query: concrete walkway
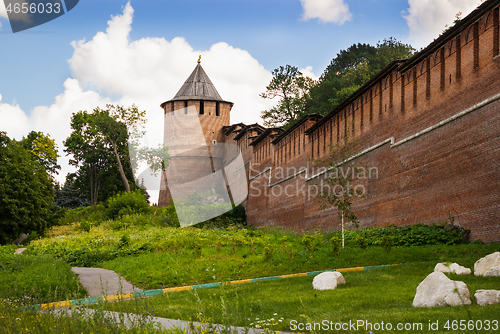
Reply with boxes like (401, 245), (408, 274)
(69, 267), (292, 333)
(49, 308), (289, 334)
(71, 267), (141, 297)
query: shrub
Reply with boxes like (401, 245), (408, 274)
(355, 235), (368, 249)
(105, 190), (151, 220)
(380, 235), (393, 252)
(56, 204), (105, 226)
(330, 237), (341, 256)
(264, 245), (274, 261)
(302, 232), (321, 257)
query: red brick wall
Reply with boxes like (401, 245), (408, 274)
(240, 4), (500, 242)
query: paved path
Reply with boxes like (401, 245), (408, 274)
(49, 308), (291, 334)
(71, 267), (141, 297)
(68, 267), (293, 333)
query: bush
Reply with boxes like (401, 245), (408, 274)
(105, 190), (151, 220)
(330, 237), (341, 256)
(328, 223), (471, 248)
(380, 235), (393, 252)
(56, 204), (105, 226)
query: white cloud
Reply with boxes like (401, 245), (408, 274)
(0, 94), (30, 138)
(0, 1), (276, 201)
(403, 0), (480, 48)
(300, 66), (319, 81)
(68, 2), (273, 138)
(0, 1), (7, 30)
(0, 1), (7, 19)
(300, 0), (352, 24)
(0, 79), (111, 186)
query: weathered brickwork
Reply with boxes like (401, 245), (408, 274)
(160, 0), (500, 242)
(228, 1), (500, 242)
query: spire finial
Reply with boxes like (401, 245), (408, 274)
(198, 55), (201, 64)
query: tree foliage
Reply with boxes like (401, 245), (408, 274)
(20, 131), (61, 176)
(0, 132), (56, 244)
(260, 65), (316, 129)
(54, 179), (91, 209)
(307, 38), (416, 115)
(64, 105), (143, 205)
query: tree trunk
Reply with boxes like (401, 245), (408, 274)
(112, 142), (131, 192)
(341, 211), (345, 249)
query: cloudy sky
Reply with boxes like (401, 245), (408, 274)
(0, 0), (482, 200)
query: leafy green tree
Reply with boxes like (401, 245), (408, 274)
(64, 106), (140, 204)
(65, 105), (146, 194)
(20, 131), (61, 176)
(54, 179), (91, 209)
(0, 132), (55, 244)
(64, 104), (167, 205)
(260, 65), (316, 129)
(308, 38), (415, 115)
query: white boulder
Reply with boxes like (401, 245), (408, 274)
(434, 262), (471, 275)
(413, 272), (471, 307)
(474, 252), (500, 276)
(312, 271), (345, 290)
(475, 290), (500, 306)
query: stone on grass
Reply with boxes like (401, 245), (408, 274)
(14, 248), (27, 255)
(474, 252), (500, 276)
(434, 262), (471, 275)
(312, 271), (345, 290)
(475, 290), (500, 306)
(413, 272), (471, 307)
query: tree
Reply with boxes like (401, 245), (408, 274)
(54, 179), (91, 209)
(313, 131), (368, 248)
(0, 132), (55, 244)
(307, 38), (415, 115)
(64, 105), (142, 204)
(64, 104), (168, 205)
(20, 131), (61, 176)
(260, 65), (316, 129)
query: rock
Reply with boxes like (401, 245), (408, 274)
(312, 271), (345, 290)
(14, 248), (27, 255)
(474, 252), (500, 276)
(434, 262), (471, 275)
(13, 233), (29, 245)
(333, 271), (346, 285)
(413, 272), (471, 307)
(475, 290), (500, 306)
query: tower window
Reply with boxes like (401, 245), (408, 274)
(184, 100), (188, 114)
(199, 101), (204, 115)
(216, 102), (220, 116)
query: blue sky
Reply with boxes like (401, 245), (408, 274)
(0, 0), (481, 195)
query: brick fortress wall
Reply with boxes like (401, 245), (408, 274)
(223, 2), (500, 242)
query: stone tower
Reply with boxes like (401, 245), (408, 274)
(158, 57), (233, 207)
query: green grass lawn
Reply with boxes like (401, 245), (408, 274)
(94, 248), (500, 333)
(99, 242), (499, 290)
(2, 223), (500, 333)
(0, 246), (86, 305)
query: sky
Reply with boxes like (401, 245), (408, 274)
(0, 0), (483, 202)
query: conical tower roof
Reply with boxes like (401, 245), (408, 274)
(161, 60), (233, 107)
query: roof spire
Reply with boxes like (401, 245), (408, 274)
(198, 55), (201, 64)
